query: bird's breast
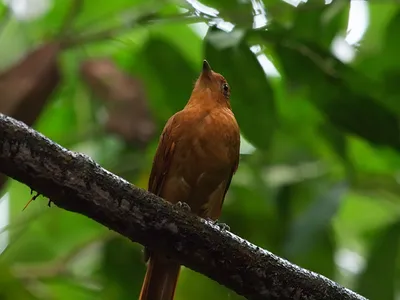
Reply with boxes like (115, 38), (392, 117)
(171, 108), (238, 183)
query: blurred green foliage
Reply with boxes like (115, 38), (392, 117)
(1, 0), (400, 299)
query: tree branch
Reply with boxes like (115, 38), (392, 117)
(0, 113), (365, 300)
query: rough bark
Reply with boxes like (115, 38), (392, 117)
(0, 113), (366, 300)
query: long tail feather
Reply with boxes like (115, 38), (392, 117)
(139, 254), (181, 300)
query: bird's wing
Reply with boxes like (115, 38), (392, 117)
(222, 157), (239, 200)
(142, 115), (182, 300)
(144, 114), (179, 262)
(206, 133), (240, 220)
(206, 162), (238, 220)
(148, 115), (177, 197)
(222, 127), (241, 200)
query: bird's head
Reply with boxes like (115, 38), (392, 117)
(191, 60), (231, 106)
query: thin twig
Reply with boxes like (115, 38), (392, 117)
(58, 0), (84, 37)
(61, 12), (207, 49)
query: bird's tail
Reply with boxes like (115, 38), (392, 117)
(139, 254), (181, 300)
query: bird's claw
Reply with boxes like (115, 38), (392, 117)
(206, 218), (230, 231)
(217, 222), (230, 231)
(174, 201), (191, 212)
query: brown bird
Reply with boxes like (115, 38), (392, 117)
(139, 60), (240, 300)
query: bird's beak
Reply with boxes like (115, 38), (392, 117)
(201, 60), (212, 77)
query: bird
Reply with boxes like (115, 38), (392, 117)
(139, 60), (240, 300)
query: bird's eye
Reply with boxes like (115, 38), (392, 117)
(222, 83), (230, 98)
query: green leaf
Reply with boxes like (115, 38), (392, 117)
(5, 180), (106, 264)
(191, 0), (254, 28)
(176, 268), (245, 300)
(259, 30), (400, 150)
(380, 10), (400, 70)
(290, 227), (336, 279)
(19, 0), (150, 41)
(45, 279), (99, 300)
(332, 192), (398, 248)
(356, 220), (400, 300)
(0, 2), (6, 15)
(348, 137), (400, 175)
(273, 183), (297, 254)
(100, 236), (145, 299)
(73, 0), (146, 27)
(131, 36), (198, 124)
(356, 9), (400, 105)
(283, 181), (348, 257)
(375, 11), (400, 116)
(149, 22), (203, 67)
(356, 4), (398, 57)
(227, 184), (281, 252)
(0, 262), (38, 300)
(354, 7), (400, 92)
(291, 0), (349, 48)
(318, 124), (346, 160)
(34, 86), (79, 146)
(318, 123), (354, 175)
(204, 27), (277, 150)
(0, 19), (31, 70)
(16, 1), (70, 39)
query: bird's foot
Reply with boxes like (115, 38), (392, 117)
(217, 222), (230, 231)
(206, 218), (230, 231)
(174, 201), (191, 212)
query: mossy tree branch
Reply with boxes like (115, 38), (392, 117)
(0, 113), (365, 300)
